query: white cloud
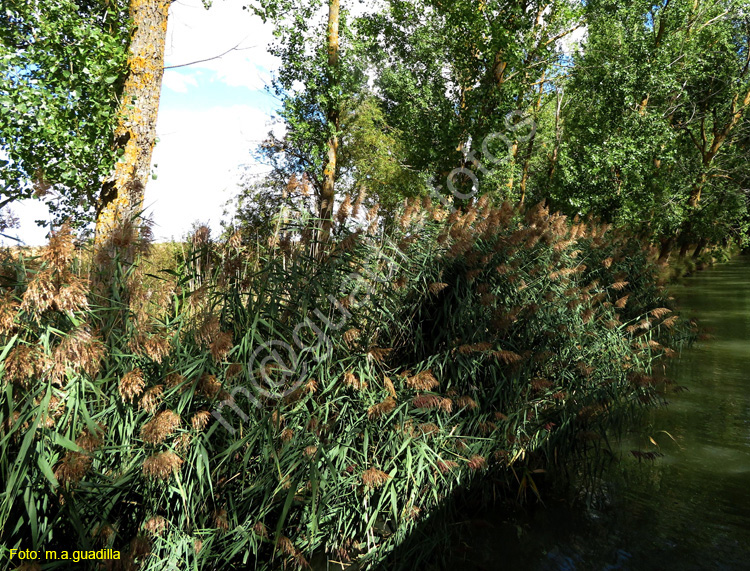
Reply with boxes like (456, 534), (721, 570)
(146, 104), (282, 241)
(145, 0), (288, 241)
(558, 25), (588, 55)
(162, 70), (199, 93)
(165, 0), (280, 92)
(1, 200), (50, 247)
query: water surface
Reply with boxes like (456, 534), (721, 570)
(463, 256), (750, 570)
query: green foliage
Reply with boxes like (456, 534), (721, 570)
(232, 92), (423, 241)
(337, 94), (425, 214)
(357, 0), (582, 199)
(0, 0), (130, 225)
(548, 0), (750, 245)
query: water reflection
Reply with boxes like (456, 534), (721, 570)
(464, 257), (750, 570)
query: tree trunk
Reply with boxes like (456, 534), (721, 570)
(679, 238), (691, 258)
(692, 238), (707, 259)
(317, 0), (340, 253)
(687, 88), (750, 207)
(547, 89), (563, 181)
(94, 0), (170, 265)
(688, 171), (706, 207)
(658, 235), (675, 263)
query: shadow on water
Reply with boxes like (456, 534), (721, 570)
(379, 256), (750, 571)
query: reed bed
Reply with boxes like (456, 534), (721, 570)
(0, 199), (693, 569)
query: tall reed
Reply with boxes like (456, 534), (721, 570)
(0, 201), (692, 570)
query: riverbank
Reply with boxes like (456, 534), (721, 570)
(425, 256), (750, 571)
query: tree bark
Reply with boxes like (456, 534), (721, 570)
(94, 0), (170, 264)
(692, 238), (707, 258)
(547, 89), (564, 181)
(658, 235), (675, 263)
(317, 0), (340, 253)
(679, 236), (691, 258)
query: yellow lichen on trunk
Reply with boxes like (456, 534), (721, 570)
(94, 0), (170, 266)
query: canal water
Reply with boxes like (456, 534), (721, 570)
(462, 256), (750, 570)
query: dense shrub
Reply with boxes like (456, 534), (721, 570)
(0, 200), (691, 570)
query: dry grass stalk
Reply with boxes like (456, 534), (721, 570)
(119, 369), (145, 403)
(165, 372), (185, 388)
(20, 269), (56, 316)
(214, 509), (229, 531)
(454, 395), (478, 409)
(457, 342), (493, 354)
(142, 451), (183, 480)
(344, 370), (367, 391)
(226, 362), (243, 378)
(198, 374), (223, 399)
(76, 426), (104, 452)
(54, 452), (92, 485)
(3, 344), (43, 387)
(141, 410), (181, 444)
(0, 291), (18, 335)
(383, 376), (396, 397)
(614, 294), (630, 309)
(143, 516), (167, 536)
(494, 350), (522, 364)
(412, 395), (452, 412)
(419, 422), (439, 436)
(53, 327), (106, 383)
(42, 224), (75, 269)
(280, 428), (294, 442)
(209, 331), (233, 362)
(362, 467), (391, 488)
(367, 396), (396, 420)
(436, 460), (458, 474)
(650, 307), (671, 318)
(467, 455), (487, 471)
(253, 521), (269, 538)
(191, 410), (211, 431)
(367, 347), (392, 363)
(335, 195), (352, 225)
(139, 385), (164, 414)
(195, 314), (220, 347)
(175, 433), (192, 453)
(428, 282), (449, 295)
(405, 370), (439, 391)
(141, 334), (171, 364)
(343, 328), (360, 346)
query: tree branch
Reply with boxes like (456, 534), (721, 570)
(163, 41), (256, 70)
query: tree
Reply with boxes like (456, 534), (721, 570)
(357, 0), (582, 205)
(230, 92), (422, 241)
(0, 0), (173, 261)
(319, 0), (340, 247)
(250, 0), (367, 251)
(553, 0), (750, 255)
